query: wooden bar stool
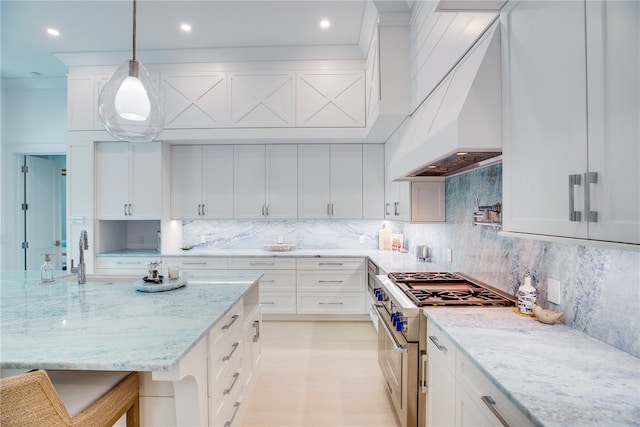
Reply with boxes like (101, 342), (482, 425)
(0, 370), (139, 427)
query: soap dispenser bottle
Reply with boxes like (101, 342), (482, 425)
(40, 254), (55, 283)
(517, 270), (537, 314)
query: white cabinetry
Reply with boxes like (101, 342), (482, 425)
(208, 300), (244, 427)
(227, 257), (297, 314)
(168, 257), (228, 275)
(425, 317), (533, 427)
(67, 74), (110, 130)
(298, 145), (363, 219)
(502, 0), (639, 245)
(426, 319), (456, 427)
(162, 71), (228, 128)
(296, 70), (365, 127)
(229, 71), (295, 127)
(171, 145), (233, 219)
(384, 130), (411, 221)
(363, 145), (385, 219)
(95, 142), (161, 220)
(234, 145), (297, 219)
(296, 258), (365, 314)
(94, 256), (159, 275)
(411, 181), (446, 223)
(67, 142), (95, 272)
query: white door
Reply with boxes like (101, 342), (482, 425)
(501, 1), (589, 239)
(298, 145), (331, 219)
(330, 144), (363, 219)
(234, 145), (266, 219)
(362, 144), (385, 219)
(25, 156), (60, 270)
(585, 1), (640, 244)
(171, 145), (204, 219)
(265, 145), (297, 219)
(129, 142), (161, 219)
(95, 142), (130, 219)
(203, 145), (234, 219)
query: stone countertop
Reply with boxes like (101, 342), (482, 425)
(423, 307), (640, 426)
(98, 248), (447, 275)
(0, 271), (261, 372)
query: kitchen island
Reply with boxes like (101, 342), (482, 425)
(423, 307), (640, 426)
(0, 270), (262, 426)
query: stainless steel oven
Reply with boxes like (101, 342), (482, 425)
(374, 272), (515, 427)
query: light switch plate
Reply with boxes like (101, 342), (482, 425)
(359, 235), (365, 244)
(446, 249), (452, 262)
(547, 278), (562, 305)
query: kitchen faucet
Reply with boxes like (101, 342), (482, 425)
(78, 230), (88, 284)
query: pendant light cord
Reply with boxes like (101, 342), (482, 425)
(132, 0), (137, 62)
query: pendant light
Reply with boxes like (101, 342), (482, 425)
(98, 0), (164, 142)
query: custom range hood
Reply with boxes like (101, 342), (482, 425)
(388, 21), (502, 180)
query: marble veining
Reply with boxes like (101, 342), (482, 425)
(424, 308), (640, 427)
(0, 271), (261, 371)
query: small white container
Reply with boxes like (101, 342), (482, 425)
(517, 271), (537, 314)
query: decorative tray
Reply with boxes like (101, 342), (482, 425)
(264, 243), (296, 252)
(135, 274), (189, 293)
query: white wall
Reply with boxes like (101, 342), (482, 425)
(0, 79), (67, 269)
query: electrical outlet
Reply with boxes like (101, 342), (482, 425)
(446, 249), (452, 262)
(547, 278), (562, 305)
(200, 235), (206, 244)
(277, 235), (284, 244)
(359, 235), (365, 244)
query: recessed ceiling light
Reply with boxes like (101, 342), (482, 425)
(46, 28), (60, 37)
(180, 23), (192, 33)
(320, 19), (331, 29)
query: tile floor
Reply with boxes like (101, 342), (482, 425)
(240, 321), (400, 427)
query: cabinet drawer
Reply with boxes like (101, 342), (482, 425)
(296, 257), (365, 270)
(297, 270), (365, 292)
(228, 257), (295, 270)
(211, 352), (243, 406)
(297, 293), (365, 314)
(426, 318), (457, 374)
(169, 257), (228, 270)
(94, 257), (159, 274)
(456, 351), (534, 427)
(258, 271), (296, 292)
(260, 291), (296, 314)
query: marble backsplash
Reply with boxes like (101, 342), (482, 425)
(182, 163), (639, 357)
(400, 163), (640, 358)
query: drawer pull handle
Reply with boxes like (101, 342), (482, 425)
(421, 353), (428, 393)
(253, 320), (260, 342)
(222, 342), (240, 361)
(221, 314), (240, 330)
(223, 372), (240, 395)
(116, 261), (141, 265)
(183, 262), (207, 265)
(318, 302), (344, 305)
(260, 279), (275, 283)
(569, 174), (582, 221)
(250, 262), (275, 266)
(224, 402), (241, 427)
(318, 262), (344, 266)
(428, 335), (447, 353)
(481, 395), (510, 427)
(318, 280), (344, 284)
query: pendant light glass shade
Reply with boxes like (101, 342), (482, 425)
(98, 60), (163, 142)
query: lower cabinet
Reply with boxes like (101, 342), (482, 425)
(296, 257), (366, 314)
(425, 317), (534, 427)
(168, 257), (228, 275)
(228, 257), (297, 314)
(94, 256), (160, 275)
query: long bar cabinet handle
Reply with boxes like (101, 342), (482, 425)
(224, 402), (241, 427)
(223, 372), (240, 395)
(222, 342), (240, 361)
(568, 174), (582, 221)
(253, 320), (260, 342)
(428, 335), (447, 353)
(385, 202), (390, 216)
(481, 395), (511, 427)
(221, 314), (240, 330)
(584, 171), (598, 222)
(421, 353), (428, 393)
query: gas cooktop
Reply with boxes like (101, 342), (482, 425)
(387, 272), (515, 307)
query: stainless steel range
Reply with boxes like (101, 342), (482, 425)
(372, 271), (515, 427)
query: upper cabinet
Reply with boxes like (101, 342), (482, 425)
(298, 144), (364, 219)
(229, 71), (295, 127)
(362, 145), (385, 219)
(162, 72), (228, 129)
(296, 70), (365, 127)
(95, 142), (161, 220)
(234, 145), (298, 219)
(502, 0), (639, 245)
(171, 145), (234, 219)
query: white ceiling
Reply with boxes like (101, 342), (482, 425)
(1, 0), (379, 80)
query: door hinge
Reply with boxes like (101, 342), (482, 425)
(21, 241), (29, 249)
(21, 165), (29, 173)
(21, 203), (28, 211)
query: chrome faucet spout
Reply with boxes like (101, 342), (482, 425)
(78, 230), (88, 284)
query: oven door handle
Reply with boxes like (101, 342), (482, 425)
(374, 305), (407, 353)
